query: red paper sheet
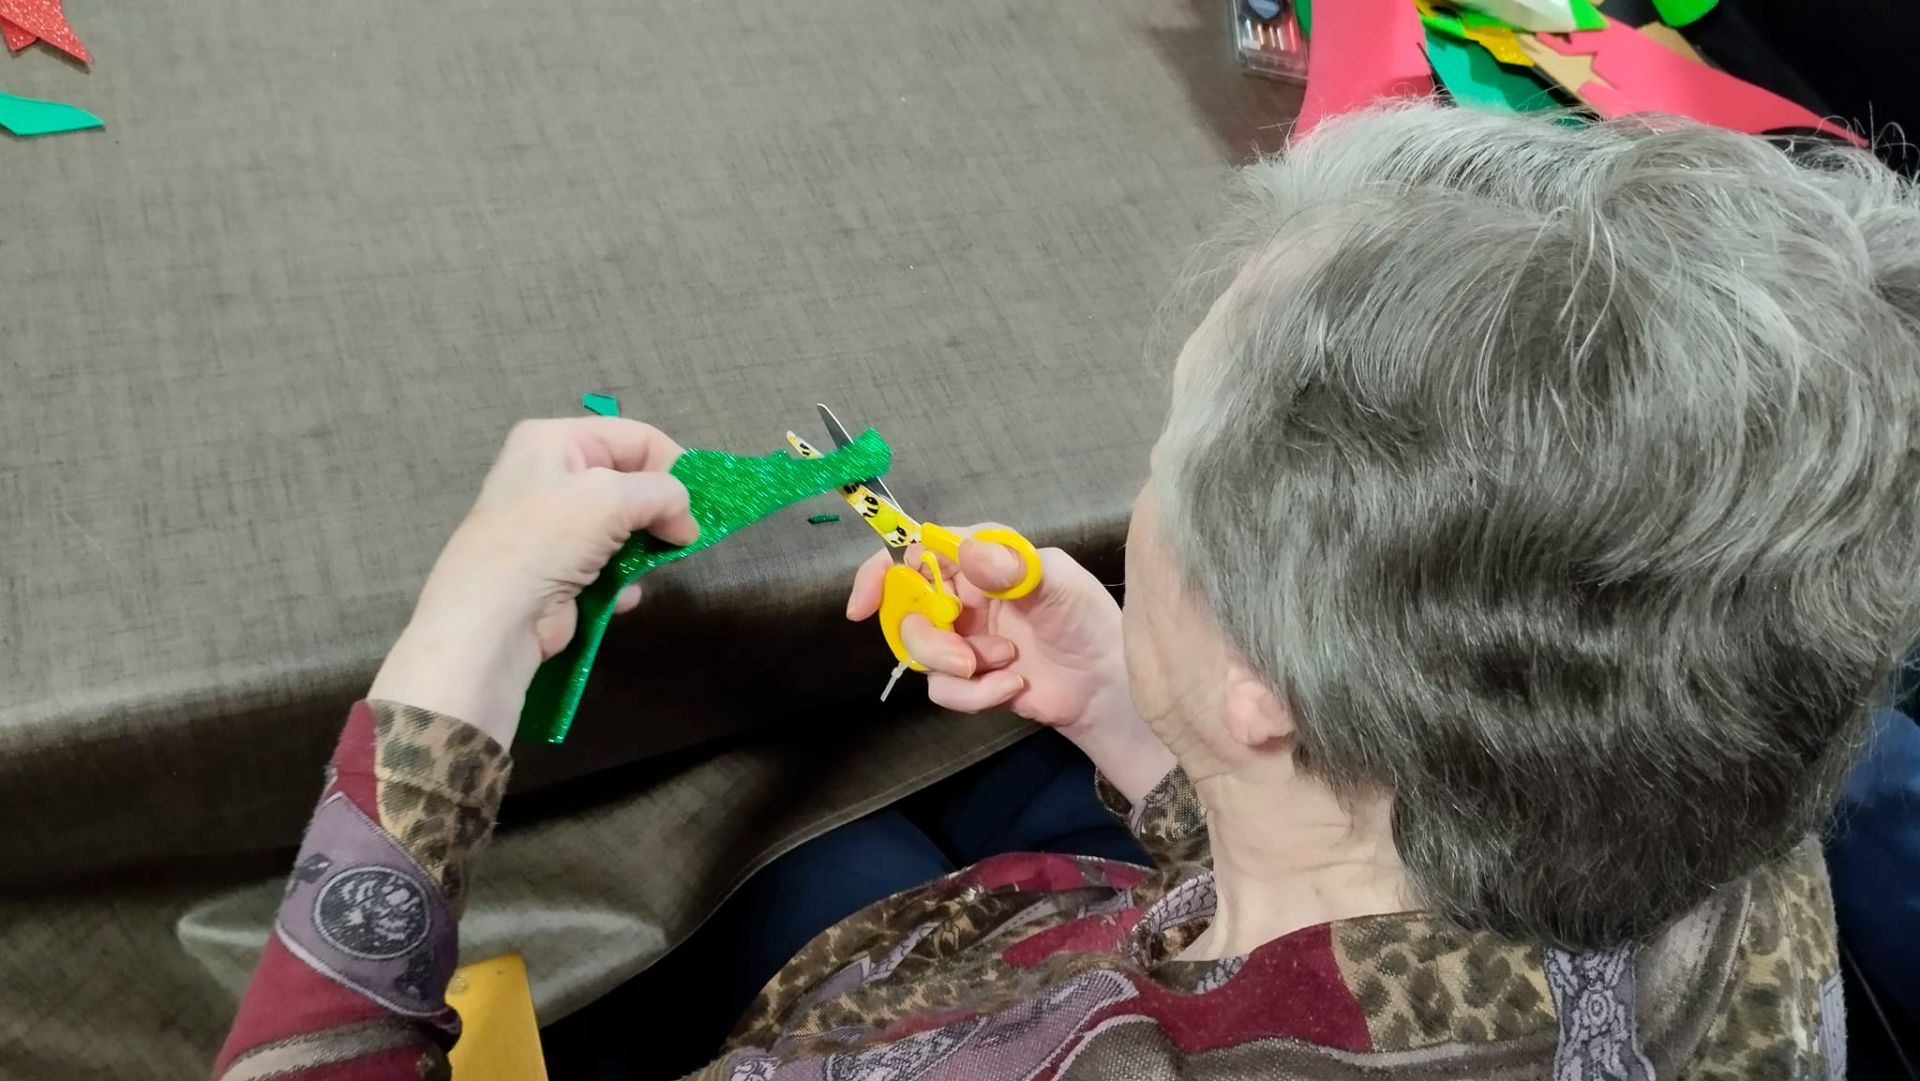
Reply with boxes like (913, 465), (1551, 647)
(1296, 0), (1434, 137)
(0, 0), (86, 63)
(2, 17), (33, 51)
(1537, 18), (1864, 146)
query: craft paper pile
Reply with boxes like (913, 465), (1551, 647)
(1284, 0), (1865, 148)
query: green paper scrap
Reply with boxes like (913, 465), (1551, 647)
(1568, 0), (1604, 31)
(1423, 6), (1518, 41)
(0, 89), (101, 137)
(806, 513), (841, 525)
(1426, 28), (1560, 113)
(1421, 5), (1468, 37)
(581, 392), (620, 417)
(1295, 0), (1311, 37)
(518, 428), (893, 744)
(1651, 0), (1717, 27)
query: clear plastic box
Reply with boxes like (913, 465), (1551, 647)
(1232, 0), (1310, 85)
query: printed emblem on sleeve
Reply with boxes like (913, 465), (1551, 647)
(314, 866), (432, 960)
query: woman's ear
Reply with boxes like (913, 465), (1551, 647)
(1222, 660), (1293, 748)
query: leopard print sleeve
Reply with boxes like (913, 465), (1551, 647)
(368, 699), (513, 915)
(213, 701), (514, 1081)
(1095, 766), (1211, 869)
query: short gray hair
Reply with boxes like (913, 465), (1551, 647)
(1159, 104), (1920, 948)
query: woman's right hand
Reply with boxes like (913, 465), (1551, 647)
(848, 531), (1175, 801)
(846, 531), (1133, 738)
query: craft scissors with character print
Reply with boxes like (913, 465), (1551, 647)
(788, 404), (1044, 698)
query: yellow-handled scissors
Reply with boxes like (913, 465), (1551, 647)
(788, 404), (1043, 697)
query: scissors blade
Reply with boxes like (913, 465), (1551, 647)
(816, 402), (899, 507)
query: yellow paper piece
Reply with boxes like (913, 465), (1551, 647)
(1636, 22), (1706, 64)
(1463, 22), (1533, 66)
(448, 954), (549, 1081)
(1419, 0), (1536, 68)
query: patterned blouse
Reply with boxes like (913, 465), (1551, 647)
(215, 701), (1846, 1081)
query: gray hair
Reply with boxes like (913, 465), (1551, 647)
(1159, 103), (1920, 948)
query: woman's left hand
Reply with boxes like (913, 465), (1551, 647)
(367, 417), (699, 745)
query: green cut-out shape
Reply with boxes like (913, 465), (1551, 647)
(1567, 0), (1605, 31)
(581, 392), (620, 417)
(1422, 6), (1469, 38)
(1426, 28), (1560, 113)
(0, 90), (102, 137)
(519, 429), (893, 743)
(806, 514), (841, 525)
(1295, 0), (1311, 37)
(1651, 0), (1716, 27)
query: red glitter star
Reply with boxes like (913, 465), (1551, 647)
(0, 0), (89, 64)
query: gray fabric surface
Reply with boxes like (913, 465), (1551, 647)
(1, 0), (1296, 884)
(0, 0), (1298, 1073)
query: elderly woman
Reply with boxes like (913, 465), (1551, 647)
(215, 105), (1920, 1080)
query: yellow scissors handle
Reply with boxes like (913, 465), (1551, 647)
(875, 528), (1043, 671)
(917, 523), (1044, 601)
(878, 555), (964, 672)
(785, 429), (1044, 670)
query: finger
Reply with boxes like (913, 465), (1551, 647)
(575, 417), (687, 473)
(900, 614), (975, 676)
(613, 582), (644, 614)
(580, 468), (700, 546)
(927, 670), (1026, 714)
(966, 633), (1018, 672)
(956, 533), (1028, 595)
(847, 549), (892, 620)
(901, 543), (957, 585)
(513, 417), (687, 474)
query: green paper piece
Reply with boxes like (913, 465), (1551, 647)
(1650, 0), (1717, 27)
(1421, 6), (1470, 38)
(1295, 0), (1311, 37)
(806, 514), (841, 525)
(581, 392), (620, 417)
(518, 429), (893, 744)
(0, 90), (102, 137)
(1567, 0), (1605, 31)
(1426, 28), (1560, 113)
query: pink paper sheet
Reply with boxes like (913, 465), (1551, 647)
(1297, 0), (1434, 137)
(1537, 17), (1864, 146)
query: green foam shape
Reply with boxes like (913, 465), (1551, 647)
(1295, 0), (1312, 37)
(518, 429), (893, 743)
(1568, 0), (1605, 31)
(1426, 28), (1560, 113)
(1423, 5), (1469, 37)
(581, 392), (620, 417)
(1651, 0), (1716, 27)
(0, 90), (101, 137)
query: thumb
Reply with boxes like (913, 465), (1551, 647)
(956, 535), (1028, 594)
(588, 468), (700, 547)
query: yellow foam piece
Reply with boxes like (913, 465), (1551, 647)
(447, 954), (548, 1080)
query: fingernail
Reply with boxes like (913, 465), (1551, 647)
(977, 541), (1020, 577)
(979, 638), (1016, 666)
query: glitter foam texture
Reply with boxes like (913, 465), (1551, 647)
(0, 0), (89, 62)
(518, 429), (892, 743)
